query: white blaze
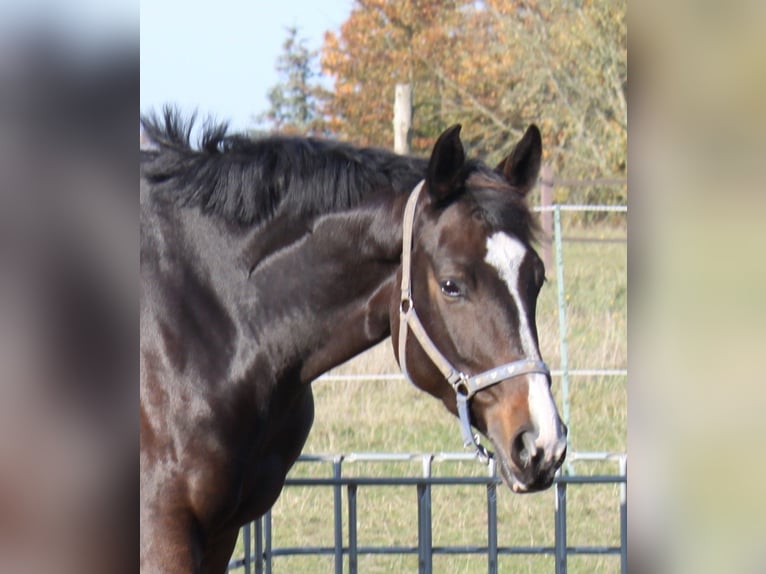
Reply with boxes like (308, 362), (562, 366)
(484, 233), (538, 359)
(484, 233), (563, 453)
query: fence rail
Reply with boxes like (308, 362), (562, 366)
(317, 369), (627, 383)
(228, 452), (626, 574)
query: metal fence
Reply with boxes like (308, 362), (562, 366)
(227, 203), (626, 574)
(227, 451), (626, 574)
(535, 203), (628, 455)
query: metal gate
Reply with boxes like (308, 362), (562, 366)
(227, 451), (626, 574)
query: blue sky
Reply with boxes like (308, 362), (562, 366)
(140, 0), (353, 133)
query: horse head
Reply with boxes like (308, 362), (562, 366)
(391, 124), (567, 492)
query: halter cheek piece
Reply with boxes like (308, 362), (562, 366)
(397, 180), (550, 464)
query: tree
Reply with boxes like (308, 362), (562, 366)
(320, 0), (626, 190)
(321, 0), (467, 151)
(258, 26), (325, 135)
(468, 0), (627, 181)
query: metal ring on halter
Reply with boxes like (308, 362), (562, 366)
(400, 298), (411, 314)
(453, 376), (471, 399)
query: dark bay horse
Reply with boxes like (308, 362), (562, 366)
(140, 111), (567, 573)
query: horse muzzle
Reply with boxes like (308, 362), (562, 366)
(492, 421), (568, 493)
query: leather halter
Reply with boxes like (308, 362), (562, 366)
(397, 180), (550, 463)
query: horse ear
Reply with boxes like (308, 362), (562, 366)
(426, 124), (465, 202)
(495, 125), (542, 196)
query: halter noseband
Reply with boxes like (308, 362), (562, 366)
(397, 180), (550, 464)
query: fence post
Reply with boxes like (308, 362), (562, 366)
(333, 457), (344, 574)
(486, 458), (498, 574)
(243, 521), (252, 574)
(393, 84), (412, 155)
(255, 517), (263, 574)
(264, 510), (272, 574)
(348, 484), (359, 574)
(620, 457), (628, 574)
(417, 455), (433, 574)
(554, 480), (568, 574)
(539, 164), (554, 274)
(553, 205), (573, 474)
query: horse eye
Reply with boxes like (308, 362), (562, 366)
(440, 279), (463, 298)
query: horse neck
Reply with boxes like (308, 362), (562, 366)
(243, 191), (409, 384)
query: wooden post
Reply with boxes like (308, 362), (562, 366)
(393, 83), (412, 155)
(540, 164), (554, 274)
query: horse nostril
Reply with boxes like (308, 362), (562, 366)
(511, 429), (538, 469)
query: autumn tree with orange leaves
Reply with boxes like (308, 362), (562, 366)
(320, 0), (626, 189)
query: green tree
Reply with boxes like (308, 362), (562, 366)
(258, 26), (325, 135)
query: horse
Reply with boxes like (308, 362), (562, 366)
(140, 110), (568, 573)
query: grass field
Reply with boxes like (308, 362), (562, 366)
(231, 216), (627, 573)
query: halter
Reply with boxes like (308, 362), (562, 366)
(397, 180), (550, 464)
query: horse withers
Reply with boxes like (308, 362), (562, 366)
(140, 112), (567, 573)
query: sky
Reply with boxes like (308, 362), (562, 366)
(140, 0), (353, 133)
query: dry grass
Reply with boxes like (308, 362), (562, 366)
(230, 217), (627, 573)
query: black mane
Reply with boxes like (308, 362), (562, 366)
(140, 108), (427, 226)
(140, 109), (538, 243)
